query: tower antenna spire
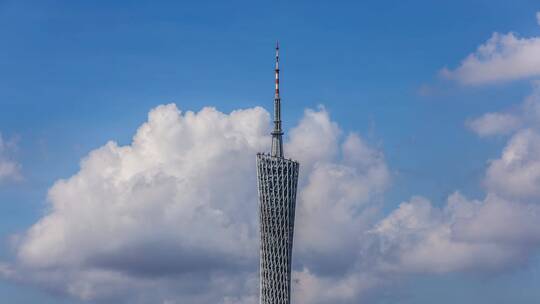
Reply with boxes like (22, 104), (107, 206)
(271, 41), (284, 158)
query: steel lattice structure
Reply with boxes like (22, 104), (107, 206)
(257, 154), (299, 304)
(256, 42), (300, 304)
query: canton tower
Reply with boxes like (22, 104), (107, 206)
(256, 42), (300, 304)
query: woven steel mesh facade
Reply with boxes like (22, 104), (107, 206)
(256, 153), (299, 304)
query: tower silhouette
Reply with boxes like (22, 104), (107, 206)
(256, 42), (300, 304)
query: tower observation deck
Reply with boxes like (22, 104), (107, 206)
(256, 42), (300, 304)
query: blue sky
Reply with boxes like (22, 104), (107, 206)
(2, 0), (540, 303)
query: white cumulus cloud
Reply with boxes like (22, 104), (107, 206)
(467, 112), (521, 137)
(369, 83), (540, 278)
(441, 28), (540, 85)
(485, 129), (540, 199)
(4, 103), (390, 304)
(371, 193), (540, 274)
(9, 88), (540, 303)
(468, 81), (540, 137)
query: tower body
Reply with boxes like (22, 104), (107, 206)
(257, 43), (299, 304)
(256, 154), (299, 304)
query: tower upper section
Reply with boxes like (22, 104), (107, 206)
(271, 41), (284, 158)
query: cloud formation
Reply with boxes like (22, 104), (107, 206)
(370, 83), (540, 278)
(467, 81), (540, 137)
(441, 21), (540, 85)
(466, 112), (521, 137)
(372, 193), (540, 275)
(7, 85), (540, 304)
(12, 104), (268, 303)
(0, 133), (21, 182)
(5, 104), (390, 303)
